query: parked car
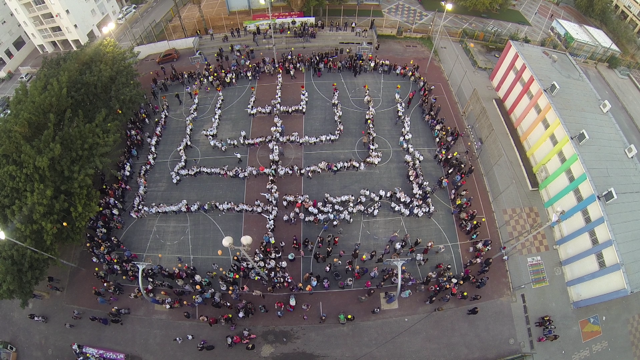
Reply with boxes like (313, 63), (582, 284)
(116, 5), (137, 24)
(0, 96), (9, 111)
(157, 48), (180, 64)
(18, 73), (32, 82)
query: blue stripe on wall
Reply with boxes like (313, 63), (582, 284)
(561, 240), (613, 266)
(572, 288), (629, 308)
(566, 263), (622, 287)
(551, 194), (597, 227)
(555, 217), (605, 246)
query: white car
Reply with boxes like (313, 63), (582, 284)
(116, 5), (137, 24)
(18, 73), (32, 82)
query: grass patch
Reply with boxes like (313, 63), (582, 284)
(421, 0), (530, 25)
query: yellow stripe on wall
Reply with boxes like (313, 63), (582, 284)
(526, 118), (560, 158)
(533, 136), (570, 173)
(520, 103), (552, 142)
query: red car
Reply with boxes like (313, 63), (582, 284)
(157, 48), (180, 65)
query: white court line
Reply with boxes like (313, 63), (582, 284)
(186, 213), (194, 265)
(142, 215), (163, 258)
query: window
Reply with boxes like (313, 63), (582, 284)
(23, 21), (27, 27)
(573, 188), (583, 203)
(541, 118), (550, 130)
(557, 150), (566, 164)
(526, 89), (534, 100)
(565, 168), (575, 182)
(91, 9), (96, 16)
(519, 77), (526, 87)
(12, 36), (26, 51)
(581, 208), (591, 224)
(74, 24), (78, 28)
(588, 229), (599, 246)
(534, 103), (542, 115)
(596, 252), (606, 269)
(4, 48), (13, 59)
(66, 9), (70, 14)
(0, 19), (5, 25)
(512, 66), (519, 76)
(549, 133), (558, 146)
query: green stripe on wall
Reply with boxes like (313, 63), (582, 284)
(544, 172), (588, 208)
(539, 153), (579, 190)
(533, 136), (569, 173)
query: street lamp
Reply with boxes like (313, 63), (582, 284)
(496, 207), (565, 260)
(383, 257), (411, 300)
(426, 2), (452, 75)
(133, 261), (156, 303)
(259, 0), (278, 62)
(102, 22), (116, 40)
(0, 230), (80, 269)
(222, 235), (268, 281)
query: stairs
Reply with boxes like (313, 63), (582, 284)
(196, 30), (373, 59)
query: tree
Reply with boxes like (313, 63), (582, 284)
(575, 0), (611, 22)
(0, 39), (143, 306)
(456, 0), (511, 12)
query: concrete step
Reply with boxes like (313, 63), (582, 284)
(195, 31), (374, 59)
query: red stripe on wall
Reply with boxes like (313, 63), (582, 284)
(495, 54), (519, 93)
(514, 89), (543, 128)
(490, 41), (512, 82)
(502, 64), (527, 105)
(508, 76), (535, 116)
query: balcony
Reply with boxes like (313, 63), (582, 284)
(18, 0), (31, 4)
(43, 18), (57, 25)
(32, 20), (44, 27)
(51, 31), (65, 39)
(26, 4), (50, 15)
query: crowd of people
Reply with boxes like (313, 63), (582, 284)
(63, 50), (503, 353)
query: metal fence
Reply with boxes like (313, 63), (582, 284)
(132, 0), (190, 46)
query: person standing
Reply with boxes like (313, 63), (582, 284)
(209, 28), (214, 40)
(235, 152), (242, 163)
(175, 93), (182, 105)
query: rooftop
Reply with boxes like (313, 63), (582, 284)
(554, 19), (598, 46)
(582, 25), (622, 53)
(512, 41), (640, 291)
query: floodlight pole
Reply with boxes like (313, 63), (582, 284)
(133, 261), (155, 303)
(426, 3), (451, 76)
(383, 257), (411, 299)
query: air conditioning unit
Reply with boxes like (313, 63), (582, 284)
(600, 100), (611, 113)
(548, 81), (560, 96)
(572, 130), (589, 145)
(625, 144), (637, 158)
(599, 188), (617, 204)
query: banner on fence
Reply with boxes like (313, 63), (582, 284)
(252, 12), (304, 20)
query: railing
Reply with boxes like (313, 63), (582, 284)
(40, 33), (53, 39)
(32, 20), (44, 27)
(51, 31), (65, 39)
(27, 4), (50, 14)
(43, 18), (57, 25)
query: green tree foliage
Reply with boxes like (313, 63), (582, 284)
(456, 0), (511, 13)
(575, 0), (636, 52)
(0, 39), (143, 306)
(575, 0), (611, 22)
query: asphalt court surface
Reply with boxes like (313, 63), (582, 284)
(120, 69), (461, 291)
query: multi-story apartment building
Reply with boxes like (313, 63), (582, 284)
(0, 1), (34, 77)
(612, 0), (640, 34)
(6, 0), (121, 54)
